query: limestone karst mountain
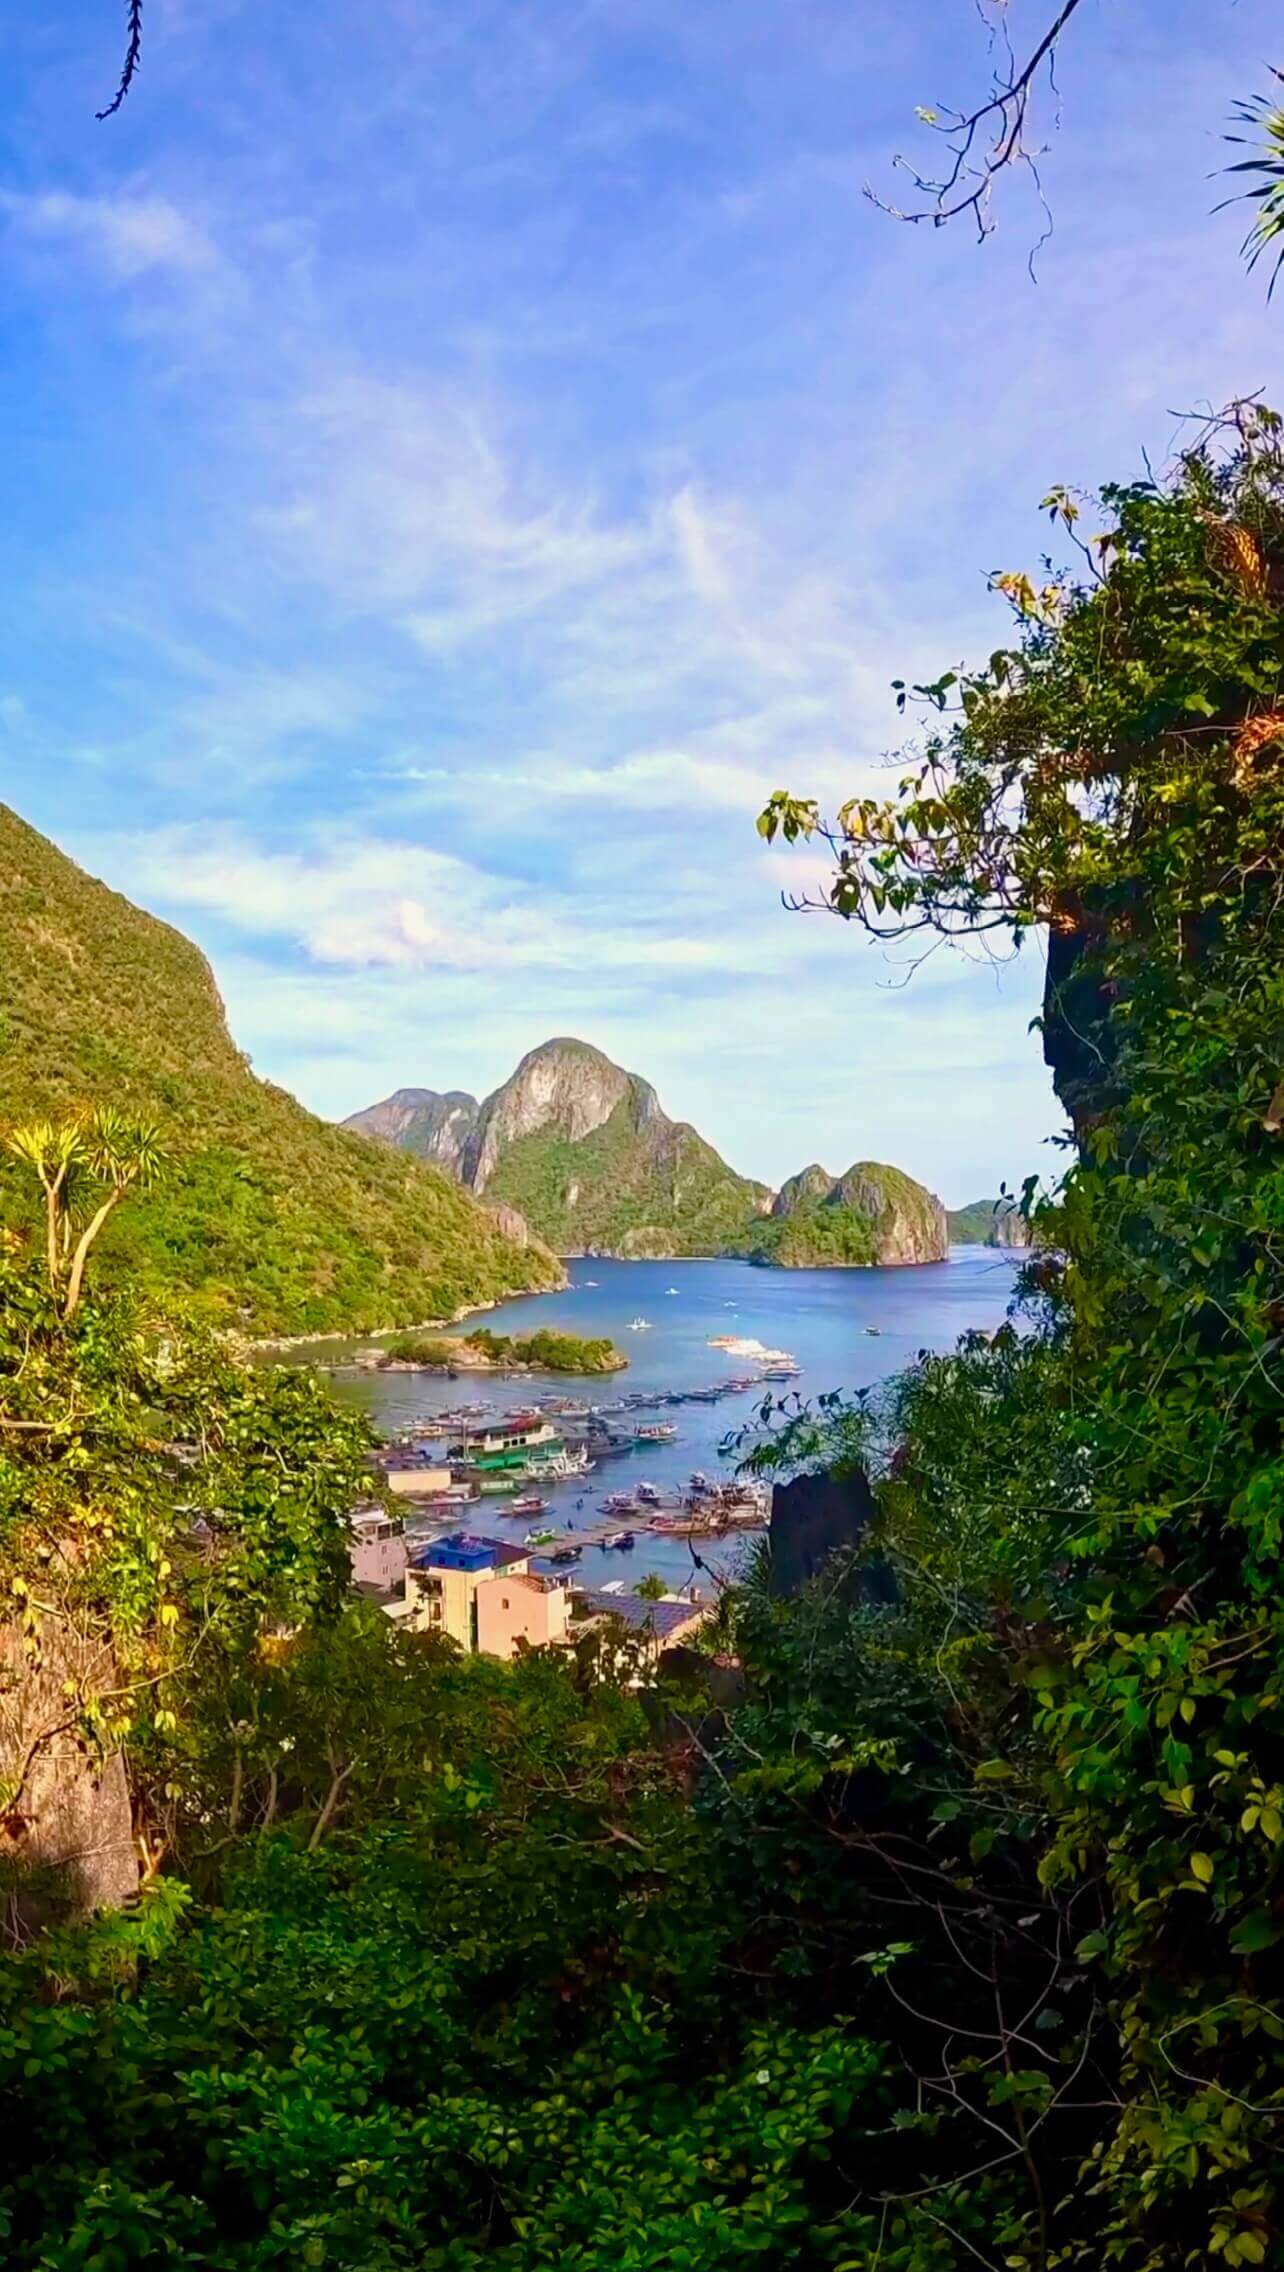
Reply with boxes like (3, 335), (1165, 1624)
(748, 1160), (949, 1268)
(348, 1046), (951, 1266)
(347, 1038), (772, 1257)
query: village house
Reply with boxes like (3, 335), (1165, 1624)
(348, 1508), (409, 1594)
(395, 1532), (571, 1660)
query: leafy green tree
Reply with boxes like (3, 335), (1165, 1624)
(0, 1195), (372, 1888)
(762, 403), (1284, 2266)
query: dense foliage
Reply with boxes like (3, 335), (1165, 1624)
(756, 406), (1284, 2266)
(0, 806), (562, 1334)
(380, 1326), (626, 1373)
(464, 1327), (627, 1373)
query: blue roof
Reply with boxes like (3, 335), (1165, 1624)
(413, 1532), (524, 1574)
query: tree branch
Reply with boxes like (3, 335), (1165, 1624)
(97, 1), (144, 121)
(866, 0), (1087, 241)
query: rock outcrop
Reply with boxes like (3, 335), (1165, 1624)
(343, 1088), (479, 1176)
(947, 1199), (1035, 1250)
(751, 1160), (948, 1268)
(0, 1622), (139, 1929)
(461, 1040), (641, 1193)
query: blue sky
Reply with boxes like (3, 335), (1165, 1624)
(0, 0), (1278, 1202)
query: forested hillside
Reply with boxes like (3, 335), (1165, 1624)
(0, 808), (562, 1332)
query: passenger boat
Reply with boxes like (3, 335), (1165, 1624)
(635, 1422), (677, 1442)
(510, 1493), (548, 1517)
(524, 1527), (557, 1546)
(602, 1530), (635, 1551)
(627, 1317), (652, 1331)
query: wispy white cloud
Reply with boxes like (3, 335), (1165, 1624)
(1, 189), (218, 279)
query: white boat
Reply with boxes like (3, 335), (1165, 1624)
(627, 1317), (653, 1331)
(666, 1287), (678, 1294)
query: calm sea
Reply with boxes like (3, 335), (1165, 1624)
(297, 1248), (1021, 1596)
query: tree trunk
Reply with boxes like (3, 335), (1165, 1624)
(63, 1192), (121, 1321)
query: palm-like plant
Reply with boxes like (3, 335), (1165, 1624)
(5, 1119), (86, 1290)
(5, 1108), (167, 1318)
(634, 1571), (669, 1603)
(1223, 70), (1284, 295)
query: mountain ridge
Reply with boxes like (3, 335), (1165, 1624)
(347, 1052), (949, 1265)
(346, 1038), (771, 1257)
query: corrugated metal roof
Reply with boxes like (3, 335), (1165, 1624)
(581, 1591), (702, 1638)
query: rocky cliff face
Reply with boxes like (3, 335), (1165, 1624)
(771, 1164), (835, 1216)
(947, 1199), (1035, 1250)
(347, 1037), (768, 1256)
(343, 1088), (479, 1176)
(461, 1040), (641, 1192)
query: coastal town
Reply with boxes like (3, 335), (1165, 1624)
(344, 1337), (794, 1659)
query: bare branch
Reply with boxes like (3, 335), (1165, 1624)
(866, 0), (1088, 241)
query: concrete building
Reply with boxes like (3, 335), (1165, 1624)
(476, 1567), (572, 1657)
(348, 1509), (409, 1595)
(383, 1461), (455, 1499)
(398, 1532), (570, 1660)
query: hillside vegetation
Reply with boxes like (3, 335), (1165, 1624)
(0, 807), (562, 1333)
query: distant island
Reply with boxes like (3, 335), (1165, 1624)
(345, 1040), (953, 1269)
(947, 1199), (1036, 1250)
(373, 1326), (627, 1375)
(746, 1161), (948, 1268)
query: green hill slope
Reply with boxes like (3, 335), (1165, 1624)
(0, 807), (563, 1333)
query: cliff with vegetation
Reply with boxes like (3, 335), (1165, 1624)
(947, 1196), (1035, 1248)
(348, 1037), (771, 1256)
(749, 1159), (948, 1267)
(0, 807), (563, 1333)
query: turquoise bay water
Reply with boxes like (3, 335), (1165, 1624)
(313, 1249), (1021, 1596)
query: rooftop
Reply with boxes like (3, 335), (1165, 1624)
(581, 1590), (707, 1639)
(413, 1532), (530, 1574)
